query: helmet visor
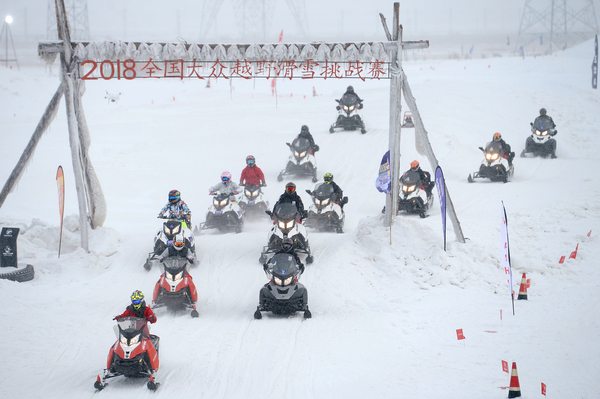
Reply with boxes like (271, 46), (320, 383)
(222, 176), (230, 182)
(286, 186), (295, 193)
(174, 240), (185, 248)
(132, 299), (142, 305)
(169, 196), (179, 202)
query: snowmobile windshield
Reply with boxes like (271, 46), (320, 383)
(117, 317), (147, 332)
(401, 170), (422, 186)
(274, 203), (299, 221)
(162, 256), (188, 274)
(292, 137), (311, 152)
(485, 141), (504, 155)
(532, 117), (553, 132)
(314, 182), (335, 200)
(340, 93), (360, 106)
(266, 253), (299, 277)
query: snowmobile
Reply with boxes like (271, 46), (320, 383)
(94, 317), (160, 391)
(329, 93), (366, 134)
(144, 218), (196, 270)
(253, 252), (311, 319)
(197, 191), (245, 234)
(304, 183), (348, 233)
(260, 202), (313, 264)
(468, 141), (514, 183)
(238, 184), (270, 217)
(398, 170), (434, 218)
(152, 256), (199, 318)
(520, 118), (558, 158)
(401, 111), (415, 128)
(277, 137), (319, 183)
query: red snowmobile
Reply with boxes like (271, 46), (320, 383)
(94, 317), (160, 391)
(152, 256), (199, 317)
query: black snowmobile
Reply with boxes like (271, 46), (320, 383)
(144, 218), (196, 270)
(398, 170), (434, 218)
(329, 93), (366, 134)
(468, 141), (514, 183)
(521, 117), (557, 158)
(277, 137), (319, 183)
(304, 183), (347, 233)
(254, 252), (311, 319)
(260, 202), (313, 264)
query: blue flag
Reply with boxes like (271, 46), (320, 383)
(376, 151), (391, 194)
(435, 166), (446, 251)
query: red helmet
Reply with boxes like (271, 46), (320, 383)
(493, 132), (502, 141)
(410, 160), (419, 170)
(246, 155), (256, 167)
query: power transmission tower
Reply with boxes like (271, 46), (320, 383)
(199, 0), (309, 42)
(47, 0), (90, 40)
(515, 0), (599, 54)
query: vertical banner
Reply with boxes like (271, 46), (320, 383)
(376, 151), (391, 194)
(56, 166), (65, 258)
(593, 34), (598, 89)
(271, 30), (284, 96)
(435, 166), (446, 251)
(501, 201), (515, 315)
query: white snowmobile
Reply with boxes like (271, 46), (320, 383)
(329, 93), (366, 134)
(468, 141), (514, 183)
(398, 170), (434, 218)
(304, 183), (347, 233)
(260, 202), (313, 264)
(254, 252), (311, 319)
(197, 191), (245, 234)
(238, 184), (270, 218)
(144, 218), (196, 270)
(277, 137), (319, 183)
(521, 118), (558, 158)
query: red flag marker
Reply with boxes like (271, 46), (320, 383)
(502, 360), (509, 373)
(541, 382), (546, 396)
(456, 329), (465, 340)
(559, 255), (565, 264)
(526, 278), (530, 289)
(569, 243), (579, 259)
(587, 230), (592, 237)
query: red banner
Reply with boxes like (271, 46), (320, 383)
(56, 166), (65, 257)
(456, 329), (465, 340)
(502, 360), (509, 373)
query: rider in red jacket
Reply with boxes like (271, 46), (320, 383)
(239, 155), (266, 186)
(114, 290), (157, 336)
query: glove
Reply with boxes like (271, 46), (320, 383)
(358, 103), (364, 109)
(239, 182), (244, 186)
(147, 315), (156, 323)
(113, 316), (121, 321)
(336, 105), (341, 111)
(157, 255), (164, 261)
(261, 182), (267, 187)
(303, 210), (308, 219)
(210, 191), (215, 195)
(263, 263), (268, 271)
(313, 145), (320, 152)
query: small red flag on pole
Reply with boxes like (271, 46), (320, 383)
(56, 166), (65, 258)
(502, 360), (509, 373)
(559, 255), (566, 263)
(456, 329), (465, 340)
(587, 230), (592, 237)
(541, 382), (546, 396)
(569, 243), (579, 259)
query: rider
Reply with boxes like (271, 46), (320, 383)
(114, 290), (157, 336)
(210, 171), (240, 198)
(297, 125), (319, 154)
(239, 155), (266, 187)
(339, 85), (363, 108)
(272, 182), (306, 220)
(156, 233), (195, 264)
(492, 132), (515, 166)
(158, 190), (191, 227)
(405, 160), (435, 196)
(269, 237), (305, 275)
(308, 173), (346, 209)
(533, 108), (557, 135)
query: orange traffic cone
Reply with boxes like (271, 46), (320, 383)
(508, 362), (521, 398)
(517, 273), (527, 300)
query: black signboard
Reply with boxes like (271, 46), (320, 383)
(1, 227), (20, 268)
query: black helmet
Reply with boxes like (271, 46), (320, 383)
(169, 190), (181, 204)
(347, 85), (354, 93)
(300, 125), (309, 134)
(285, 182), (296, 194)
(282, 237), (293, 252)
(539, 108), (547, 116)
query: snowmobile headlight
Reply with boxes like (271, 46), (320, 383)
(245, 189), (252, 197)
(219, 199), (229, 207)
(283, 276), (293, 286)
(348, 105), (355, 111)
(165, 224), (181, 236)
(213, 198), (220, 207)
(278, 220), (295, 230)
(486, 153), (499, 161)
(403, 185), (416, 193)
(535, 130), (548, 136)
(319, 198), (329, 206)
(299, 151), (306, 158)
(274, 276), (283, 286)
(120, 336), (128, 345)
(167, 271), (184, 283)
(129, 334), (140, 346)
(541, 130), (548, 136)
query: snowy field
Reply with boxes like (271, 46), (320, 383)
(1, 38), (599, 398)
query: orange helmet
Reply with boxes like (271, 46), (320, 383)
(493, 132), (502, 141)
(410, 160), (419, 170)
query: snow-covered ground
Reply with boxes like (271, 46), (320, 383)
(1, 38), (599, 398)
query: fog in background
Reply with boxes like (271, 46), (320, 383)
(0, 0), (598, 59)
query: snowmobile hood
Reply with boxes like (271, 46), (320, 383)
(313, 182), (335, 200)
(340, 93), (360, 106)
(274, 203), (300, 221)
(292, 137), (311, 152)
(265, 253), (300, 281)
(532, 117), (553, 132)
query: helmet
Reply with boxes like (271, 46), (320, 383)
(410, 160), (419, 170)
(169, 190), (181, 204)
(493, 132), (502, 141)
(347, 85), (354, 93)
(173, 234), (185, 250)
(300, 125), (309, 134)
(131, 290), (144, 310)
(539, 108), (547, 116)
(324, 173), (333, 183)
(246, 155), (256, 167)
(282, 237), (294, 252)
(285, 182), (296, 194)
(221, 171), (232, 183)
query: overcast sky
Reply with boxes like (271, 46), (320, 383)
(0, 0), (598, 43)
